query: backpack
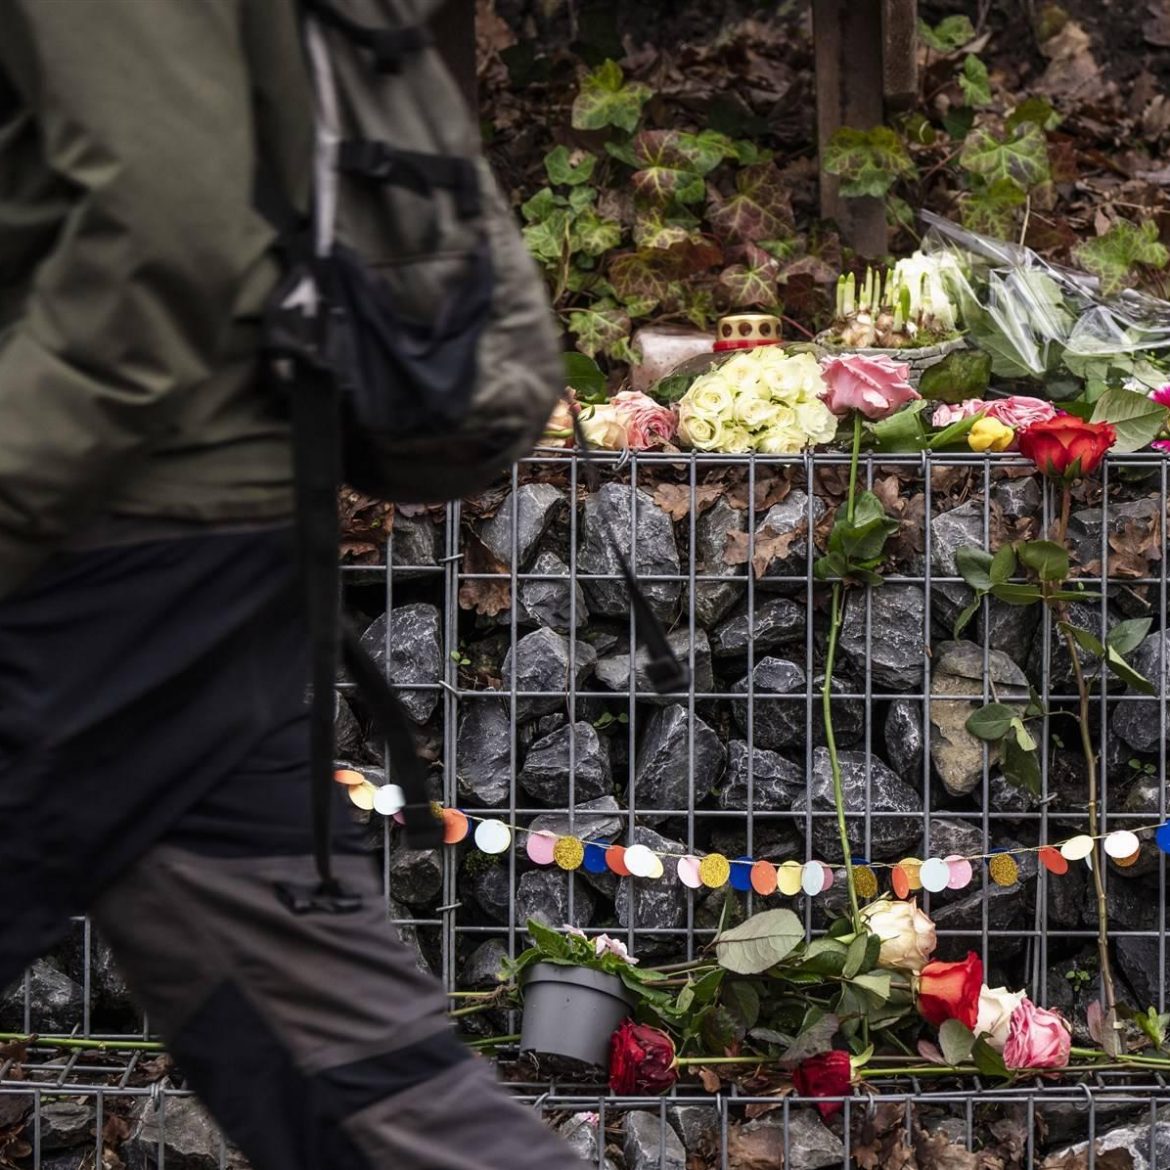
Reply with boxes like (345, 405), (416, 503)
(261, 0), (685, 912)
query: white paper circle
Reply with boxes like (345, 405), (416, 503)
(474, 819), (511, 854)
(1103, 830), (1140, 860)
(677, 856), (703, 888)
(1060, 834), (1095, 861)
(801, 862), (826, 896)
(373, 784), (405, 817)
(623, 844), (657, 878)
(920, 857), (951, 893)
(645, 852), (665, 880)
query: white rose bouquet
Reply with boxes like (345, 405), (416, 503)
(676, 347), (838, 454)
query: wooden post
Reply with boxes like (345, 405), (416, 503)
(430, 0), (478, 114)
(813, 0), (918, 256)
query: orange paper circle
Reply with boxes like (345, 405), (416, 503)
(334, 768), (365, 787)
(605, 845), (631, 877)
(1038, 846), (1069, 876)
(891, 865), (911, 900)
(442, 809), (469, 845)
(750, 860), (778, 896)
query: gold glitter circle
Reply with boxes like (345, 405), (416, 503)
(852, 866), (879, 899)
(699, 853), (731, 889)
(553, 836), (585, 871)
(989, 853), (1019, 887)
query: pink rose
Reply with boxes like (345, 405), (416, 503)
(984, 396), (1057, 430)
(1002, 998), (1071, 1070)
(819, 354), (920, 420)
(1149, 385), (1170, 408)
(1153, 440), (1170, 453)
(610, 391), (678, 449)
(933, 400), (986, 428)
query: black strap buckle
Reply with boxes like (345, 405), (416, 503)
(275, 879), (364, 916)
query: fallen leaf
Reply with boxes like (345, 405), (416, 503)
(917, 1128), (979, 1170)
(726, 1121), (786, 1170)
(1144, 0), (1170, 47)
(458, 535), (512, 616)
(102, 1114), (133, 1145)
(652, 481), (725, 521)
(697, 1066), (723, 1093)
(1107, 511), (1162, 578)
(722, 525), (802, 578)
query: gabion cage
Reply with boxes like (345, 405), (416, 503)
(3, 450), (1169, 1169)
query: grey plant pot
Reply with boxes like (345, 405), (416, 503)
(519, 962), (637, 1067)
(815, 334), (968, 388)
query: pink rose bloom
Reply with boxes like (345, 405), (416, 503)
(610, 391), (677, 449)
(819, 354), (920, 420)
(933, 399), (986, 428)
(1002, 998), (1071, 1070)
(1153, 439), (1170, 453)
(984, 396), (1057, 430)
(1149, 385), (1170, 407)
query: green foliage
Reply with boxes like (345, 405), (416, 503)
(567, 304), (634, 361)
(1091, 386), (1170, 452)
(715, 909), (804, 974)
(959, 124), (1051, 189)
(708, 164), (795, 242)
(571, 60), (652, 132)
(563, 351), (607, 402)
(1059, 622), (1155, 694)
(960, 177), (1028, 238)
(939, 1019), (976, 1065)
(958, 55), (992, 108)
(1073, 219), (1170, 296)
(917, 14), (975, 53)
(1006, 97), (1061, 133)
(544, 145), (597, 186)
(814, 491), (901, 585)
(822, 126), (917, 198)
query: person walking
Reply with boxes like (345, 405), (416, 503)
(0, 2), (579, 1166)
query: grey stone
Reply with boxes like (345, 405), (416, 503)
(925, 818), (984, 861)
(40, 1102), (95, 1152)
(729, 1111), (845, 1170)
(1107, 873), (1160, 932)
(793, 748), (923, 861)
(461, 939), (510, 989)
(1026, 600), (1119, 692)
(518, 551), (588, 632)
(992, 475), (1042, 520)
(1045, 860), (1090, 929)
(0, 1094), (30, 1128)
(517, 869), (595, 932)
(669, 1104), (719, 1154)
(840, 584), (926, 689)
(978, 597), (1040, 661)
(930, 883), (1028, 955)
(634, 704), (726, 816)
(694, 497), (747, 627)
(479, 483), (566, 569)
(730, 658), (805, 750)
(391, 510), (440, 577)
(718, 740), (805, 811)
(465, 859), (512, 924)
(1118, 936), (1169, 1011)
(988, 770), (1041, 814)
(929, 640), (1029, 797)
(581, 484), (681, 621)
(625, 1111), (685, 1170)
(596, 628), (712, 701)
(708, 822), (803, 866)
(1047, 1122), (1170, 1170)
(558, 1113), (617, 1170)
(528, 795), (624, 844)
(930, 499), (984, 626)
(710, 597), (805, 659)
(360, 603), (442, 724)
(884, 699), (924, 781)
(388, 846), (442, 907)
(616, 826), (689, 943)
(1067, 498), (1161, 570)
(335, 692), (363, 759)
(1, 959), (82, 1034)
(519, 721), (612, 805)
(126, 1095), (244, 1170)
(1113, 630), (1170, 753)
(389, 898), (437, 977)
(756, 491), (827, 593)
(456, 699), (512, 808)
(501, 628), (597, 722)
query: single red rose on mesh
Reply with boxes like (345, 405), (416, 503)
(1016, 415), (1116, 479)
(608, 1020), (678, 1095)
(793, 1050), (853, 1118)
(917, 952), (983, 1029)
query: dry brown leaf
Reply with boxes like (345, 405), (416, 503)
(1144, 0), (1170, 46)
(726, 1122), (785, 1170)
(1108, 512), (1162, 578)
(917, 1130), (978, 1170)
(652, 482), (725, 522)
(697, 1066), (723, 1093)
(1041, 1145), (1134, 1170)
(458, 535), (512, 617)
(722, 525), (802, 578)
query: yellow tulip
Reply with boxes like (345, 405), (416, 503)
(968, 416), (1015, 452)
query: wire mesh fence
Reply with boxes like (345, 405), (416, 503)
(3, 451), (1169, 1168)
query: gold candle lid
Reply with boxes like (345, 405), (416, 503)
(714, 313), (782, 350)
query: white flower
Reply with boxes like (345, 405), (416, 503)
(793, 398), (839, 445)
(975, 985), (1026, 1052)
(859, 898), (938, 973)
(562, 924), (588, 939)
(592, 934), (638, 964)
(734, 388), (782, 431)
(754, 423), (807, 454)
(578, 404), (629, 450)
(687, 374), (735, 420)
(677, 401), (726, 451)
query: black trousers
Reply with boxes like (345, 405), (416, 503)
(0, 526), (578, 1169)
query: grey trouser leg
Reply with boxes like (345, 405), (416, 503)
(93, 848), (583, 1170)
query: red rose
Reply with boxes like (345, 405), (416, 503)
(917, 952), (983, 1029)
(793, 1050), (853, 1119)
(608, 1020), (678, 1095)
(1016, 415), (1116, 480)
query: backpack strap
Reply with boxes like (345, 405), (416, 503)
(303, 0), (433, 72)
(338, 140), (481, 219)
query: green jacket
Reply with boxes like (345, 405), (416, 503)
(0, 0), (313, 597)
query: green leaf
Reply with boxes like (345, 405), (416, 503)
(1091, 387), (1170, 453)
(521, 187), (564, 223)
(1060, 621), (1105, 658)
(1010, 717), (1037, 752)
(1006, 97), (1061, 133)
(707, 164), (794, 244)
(1017, 539), (1070, 582)
(989, 582), (1045, 605)
(842, 934), (869, 980)
(715, 908), (804, 974)
(1105, 647), (1155, 695)
(991, 544), (1017, 584)
(966, 703), (1019, 742)
(1108, 618), (1153, 657)
(563, 352), (606, 401)
(525, 919), (573, 959)
(1074, 219), (1170, 297)
(955, 547), (995, 591)
(700, 1004), (744, 1052)
(953, 595), (982, 640)
(778, 1012), (841, 1065)
(868, 401), (928, 452)
(822, 126), (917, 199)
(959, 124), (1050, 190)
(828, 490), (900, 566)
(567, 305), (632, 360)
(972, 1037), (1010, 1079)
(850, 971), (893, 1005)
(1002, 735), (1042, 796)
(939, 1019), (976, 1066)
(1070, 619), (1158, 693)
(917, 14), (975, 53)
(800, 937), (850, 978)
(724, 981), (761, 1031)
(649, 371), (702, 405)
(571, 60), (653, 133)
(570, 210), (623, 258)
(718, 244), (781, 309)
(958, 54), (992, 107)
(544, 145), (597, 186)
(961, 177), (1028, 239)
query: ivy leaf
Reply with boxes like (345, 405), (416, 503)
(1091, 386), (1170, 453)
(958, 54), (992, 107)
(707, 164), (795, 244)
(1006, 97), (1061, 132)
(959, 124), (1050, 189)
(567, 305), (632, 359)
(632, 167), (706, 205)
(822, 126), (917, 198)
(1017, 539), (1070, 582)
(917, 14), (974, 53)
(939, 1019), (977, 1066)
(632, 217), (697, 250)
(960, 177), (1028, 239)
(521, 187), (564, 223)
(1074, 219), (1170, 296)
(544, 145), (597, 186)
(571, 60), (652, 133)
(608, 249), (686, 312)
(521, 213), (569, 265)
(571, 210), (624, 257)
(718, 245), (781, 308)
(715, 908), (804, 974)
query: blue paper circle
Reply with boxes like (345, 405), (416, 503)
(1156, 823), (1170, 854)
(730, 856), (754, 892)
(583, 842), (610, 873)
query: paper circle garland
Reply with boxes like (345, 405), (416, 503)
(920, 857), (951, 893)
(623, 844), (658, 878)
(852, 866), (879, 899)
(750, 860), (777, 895)
(1114, 848), (1142, 869)
(777, 860), (803, 897)
(554, 836), (585, 871)
(729, 857), (753, 892)
(334, 768), (365, 786)
(442, 808), (469, 845)
(606, 845), (631, 877)
(644, 851), (665, 880)
(474, 819), (511, 854)
(946, 856), (973, 890)
(891, 865), (911, 900)
(372, 783), (405, 816)
(900, 858), (924, 892)
(348, 781), (377, 811)
(1156, 823), (1170, 853)
(819, 863), (835, 892)
(1104, 830), (1140, 860)
(1038, 846), (1069, 875)
(583, 842), (609, 874)
(989, 853), (1019, 886)
(699, 853), (731, 889)
(801, 862), (826, 897)
(677, 856), (703, 889)
(526, 831), (558, 866)
(1060, 835), (1095, 862)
